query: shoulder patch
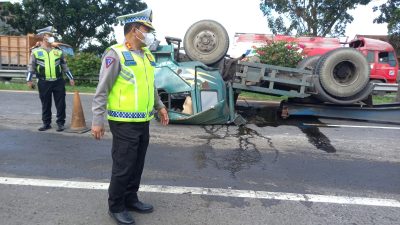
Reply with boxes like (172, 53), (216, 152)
(105, 57), (115, 68)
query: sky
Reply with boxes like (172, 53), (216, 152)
(115, 0), (389, 49)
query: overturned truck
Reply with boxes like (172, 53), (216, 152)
(152, 20), (386, 125)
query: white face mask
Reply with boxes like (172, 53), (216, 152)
(47, 37), (55, 43)
(136, 28), (155, 47)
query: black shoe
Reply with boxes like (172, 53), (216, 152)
(108, 210), (135, 225)
(126, 201), (154, 213)
(56, 124), (65, 132)
(38, 124), (51, 131)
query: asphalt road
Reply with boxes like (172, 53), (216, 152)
(0, 90), (399, 225)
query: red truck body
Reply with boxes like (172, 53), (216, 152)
(233, 33), (399, 83)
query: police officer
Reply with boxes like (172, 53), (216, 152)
(91, 8), (169, 225)
(27, 26), (75, 132)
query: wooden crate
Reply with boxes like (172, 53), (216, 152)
(0, 35), (37, 68)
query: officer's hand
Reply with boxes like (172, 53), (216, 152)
(27, 81), (34, 89)
(158, 107), (169, 126)
(70, 80), (75, 86)
(91, 125), (105, 140)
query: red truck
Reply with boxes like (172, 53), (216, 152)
(232, 33), (399, 84)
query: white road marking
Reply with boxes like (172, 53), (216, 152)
(303, 123), (400, 130)
(1, 177), (399, 208)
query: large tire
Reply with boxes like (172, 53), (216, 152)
(183, 20), (229, 65)
(315, 48), (370, 98)
(296, 55), (320, 71)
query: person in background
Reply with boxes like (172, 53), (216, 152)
(27, 26), (75, 132)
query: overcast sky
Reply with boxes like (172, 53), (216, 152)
(115, 0), (388, 46)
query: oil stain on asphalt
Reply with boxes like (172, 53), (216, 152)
(237, 104), (337, 153)
(195, 104), (337, 176)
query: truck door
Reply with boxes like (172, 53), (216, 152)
(375, 51), (398, 83)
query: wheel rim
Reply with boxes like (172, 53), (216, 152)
(194, 30), (218, 54)
(332, 61), (358, 86)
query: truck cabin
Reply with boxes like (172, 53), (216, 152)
(349, 37), (398, 83)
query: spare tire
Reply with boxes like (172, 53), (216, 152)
(296, 55), (320, 71)
(183, 20), (229, 65)
(315, 48), (370, 98)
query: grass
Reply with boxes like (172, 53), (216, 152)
(1, 81), (398, 104)
(372, 94), (398, 104)
(239, 91), (288, 102)
(0, 81), (97, 93)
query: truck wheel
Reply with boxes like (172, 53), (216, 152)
(296, 55), (320, 71)
(183, 20), (229, 65)
(316, 48), (369, 98)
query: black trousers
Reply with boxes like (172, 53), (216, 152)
(108, 120), (150, 213)
(37, 79), (66, 126)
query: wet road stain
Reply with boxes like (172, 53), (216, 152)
(196, 124), (280, 177)
(299, 125), (336, 153)
(238, 104), (336, 153)
(195, 104), (338, 175)
(200, 125), (262, 177)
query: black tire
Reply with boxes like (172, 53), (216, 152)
(296, 55), (320, 71)
(315, 48), (370, 98)
(183, 20), (229, 65)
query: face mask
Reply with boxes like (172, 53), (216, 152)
(47, 37), (55, 43)
(136, 28), (155, 47)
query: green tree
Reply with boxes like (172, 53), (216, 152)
(373, 0), (400, 57)
(259, 0), (371, 37)
(0, 0), (147, 53)
(67, 52), (101, 85)
(252, 41), (305, 67)
(0, 20), (20, 35)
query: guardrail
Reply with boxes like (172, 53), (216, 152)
(0, 69), (399, 92)
(0, 69), (26, 78)
(0, 70), (99, 83)
(373, 83), (399, 92)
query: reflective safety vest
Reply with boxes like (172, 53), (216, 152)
(32, 47), (63, 80)
(107, 44), (156, 122)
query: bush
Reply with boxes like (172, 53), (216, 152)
(66, 52), (101, 85)
(246, 40), (305, 68)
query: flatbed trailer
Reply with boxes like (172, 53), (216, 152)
(280, 102), (400, 124)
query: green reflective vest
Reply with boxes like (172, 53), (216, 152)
(107, 44), (156, 122)
(32, 47), (63, 80)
